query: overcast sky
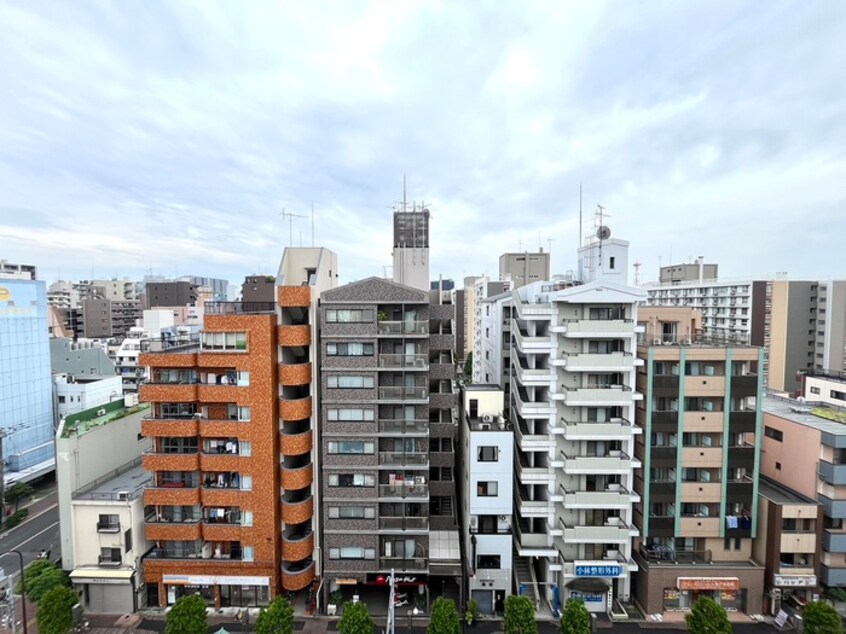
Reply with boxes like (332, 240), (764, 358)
(1, 1), (844, 288)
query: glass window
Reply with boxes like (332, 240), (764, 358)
(326, 309), (374, 323)
(327, 409), (375, 422)
(329, 506), (376, 519)
(478, 446), (498, 462)
(327, 441), (375, 454)
(326, 342), (374, 356)
(477, 481), (498, 496)
(328, 375), (375, 389)
(329, 473), (375, 487)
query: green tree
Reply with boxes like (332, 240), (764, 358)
(463, 352), (473, 380)
(16, 559), (68, 602)
(428, 597), (460, 634)
(685, 596), (732, 634)
(36, 585), (77, 634)
(504, 595), (537, 634)
(559, 598), (591, 634)
(5, 482), (34, 511)
(803, 601), (842, 634)
(165, 594), (208, 634)
(256, 596), (295, 634)
(338, 601), (374, 634)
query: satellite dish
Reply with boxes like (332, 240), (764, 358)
(597, 226), (611, 240)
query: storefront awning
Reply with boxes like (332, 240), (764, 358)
(565, 578), (611, 593)
(70, 568), (134, 582)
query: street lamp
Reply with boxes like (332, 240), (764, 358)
(2, 550), (28, 634)
(407, 606), (418, 629)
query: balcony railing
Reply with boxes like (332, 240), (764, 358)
(380, 557), (427, 571)
(378, 354), (429, 369)
(96, 522), (121, 533)
(377, 321), (429, 335)
(379, 517), (429, 530)
(379, 451), (428, 466)
(639, 545), (712, 565)
(378, 483), (428, 498)
(378, 386), (428, 400)
(98, 555), (123, 567)
(145, 514), (201, 524)
(379, 419), (429, 433)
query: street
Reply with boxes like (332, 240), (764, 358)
(0, 489), (59, 573)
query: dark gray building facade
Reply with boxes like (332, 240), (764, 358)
(144, 280), (198, 308)
(319, 276), (459, 610)
(81, 298), (141, 338)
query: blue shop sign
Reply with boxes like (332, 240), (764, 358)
(569, 591), (605, 603)
(574, 565), (622, 577)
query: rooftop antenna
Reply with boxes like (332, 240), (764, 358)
(633, 261), (642, 286)
(402, 175), (408, 212)
(280, 208), (307, 248)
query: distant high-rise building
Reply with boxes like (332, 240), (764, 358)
(241, 275), (276, 304)
(0, 260), (37, 280)
(392, 204), (430, 292)
(144, 280), (198, 309)
(81, 298), (142, 339)
(0, 277), (55, 478)
(659, 258), (718, 284)
(499, 251), (550, 288)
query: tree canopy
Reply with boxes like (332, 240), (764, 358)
(685, 596), (732, 634)
(36, 585), (77, 634)
(256, 596), (295, 634)
(504, 595), (537, 634)
(338, 601), (374, 634)
(165, 594), (208, 634)
(803, 601), (842, 634)
(428, 597), (461, 634)
(559, 598), (591, 634)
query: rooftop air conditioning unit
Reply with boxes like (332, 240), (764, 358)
(117, 491), (129, 501)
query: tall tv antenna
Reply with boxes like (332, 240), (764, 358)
(280, 208), (307, 248)
(633, 261), (642, 286)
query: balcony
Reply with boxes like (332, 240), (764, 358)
(282, 560), (315, 591)
(557, 352), (634, 372)
(378, 354), (429, 370)
(280, 429), (313, 456)
(282, 531), (315, 561)
(98, 555), (123, 567)
(281, 496), (314, 524)
(142, 449), (199, 472)
(379, 452), (428, 467)
(515, 421), (553, 451)
(560, 384), (635, 407)
(515, 522), (555, 556)
(513, 362), (550, 386)
(638, 546), (712, 565)
(824, 529), (846, 553)
(560, 418), (633, 440)
(515, 300), (556, 318)
(561, 485), (639, 509)
(380, 557), (427, 571)
(513, 329), (552, 352)
(96, 521), (121, 533)
(379, 517), (429, 531)
(818, 460), (846, 486)
(378, 386), (428, 401)
(560, 519), (637, 543)
(516, 455), (550, 484)
(379, 419), (429, 434)
(513, 389), (555, 419)
(560, 451), (639, 474)
(378, 483), (428, 499)
(377, 320), (428, 335)
(516, 490), (550, 517)
(558, 319), (635, 338)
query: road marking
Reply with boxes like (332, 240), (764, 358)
(4, 520), (60, 553)
(0, 502), (58, 538)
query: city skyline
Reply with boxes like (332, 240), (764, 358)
(1, 1), (844, 285)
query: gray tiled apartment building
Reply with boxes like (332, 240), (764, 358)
(318, 276), (459, 609)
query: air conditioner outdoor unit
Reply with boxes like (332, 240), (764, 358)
(482, 414), (493, 423)
(469, 517), (478, 528)
(96, 408), (106, 417)
(498, 515), (509, 522)
(117, 492), (129, 501)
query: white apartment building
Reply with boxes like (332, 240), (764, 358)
(460, 385), (514, 615)
(477, 292), (512, 387)
(54, 373), (123, 417)
(472, 277), (511, 383)
(510, 278), (644, 614)
(68, 462), (151, 612)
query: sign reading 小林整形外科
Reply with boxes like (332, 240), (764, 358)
(574, 565), (623, 577)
